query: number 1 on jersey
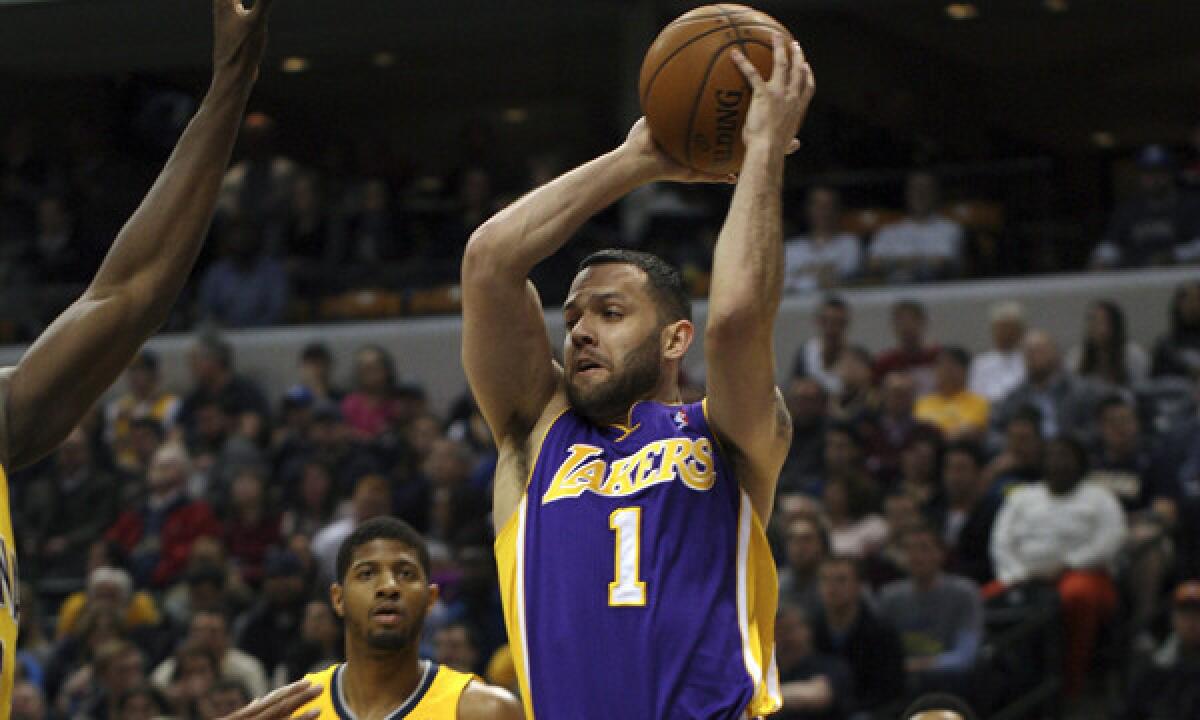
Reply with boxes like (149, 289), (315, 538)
(608, 507), (647, 606)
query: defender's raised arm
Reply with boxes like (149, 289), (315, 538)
(5, 0), (275, 469)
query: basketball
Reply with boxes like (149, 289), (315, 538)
(638, 4), (793, 174)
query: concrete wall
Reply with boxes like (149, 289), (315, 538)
(0, 267), (1191, 415)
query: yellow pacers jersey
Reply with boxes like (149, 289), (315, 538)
(0, 368), (17, 720)
(297, 662), (474, 720)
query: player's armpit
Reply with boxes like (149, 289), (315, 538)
(457, 680), (524, 720)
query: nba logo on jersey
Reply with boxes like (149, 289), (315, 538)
(672, 408), (689, 431)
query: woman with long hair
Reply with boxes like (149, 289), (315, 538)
(1066, 300), (1148, 386)
(1152, 280), (1200, 379)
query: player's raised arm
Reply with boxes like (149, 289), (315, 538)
(461, 119), (727, 516)
(4, 0), (274, 469)
(706, 35), (815, 522)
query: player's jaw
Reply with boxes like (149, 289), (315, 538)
(364, 600), (418, 651)
(565, 331), (662, 426)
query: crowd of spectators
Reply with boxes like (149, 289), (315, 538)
(4, 277), (1199, 720)
(4, 104), (1200, 341)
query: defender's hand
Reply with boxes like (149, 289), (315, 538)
(730, 33), (815, 157)
(619, 118), (736, 184)
(213, 0), (276, 81)
(218, 681), (323, 720)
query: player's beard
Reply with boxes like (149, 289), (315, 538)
(567, 330), (662, 426)
(365, 621), (420, 652)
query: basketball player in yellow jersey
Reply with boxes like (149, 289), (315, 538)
(0, 1), (279, 713)
(296, 517), (522, 720)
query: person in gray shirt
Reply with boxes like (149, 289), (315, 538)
(879, 523), (983, 698)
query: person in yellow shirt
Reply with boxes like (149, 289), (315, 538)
(295, 517), (522, 720)
(915, 347), (990, 441)
(56, 566), (160, 639)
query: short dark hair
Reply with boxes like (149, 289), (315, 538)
(301, 342), (333, 364)
(944, 440), (984, 468)
(1049, 433), (1090, 473)
(577, 249), (691, 324)
(893, 299), (927, 321)
(116, 685), (169, 717)
(336, 517), (431, 584)
(902, 692), (980, 720)
(1097, 392), (1135, 420)
(939, 345), (971, 370)
(899, 521), (943, 548)
(1008, 405), (1044, 435)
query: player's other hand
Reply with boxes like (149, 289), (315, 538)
(731, 33), (815, 158)
(620, 118), (737, 185)
(213, 0), (276, 82)
(218, 681), (322, 720)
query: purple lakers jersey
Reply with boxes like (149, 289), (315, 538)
(495, 399), (780, 719)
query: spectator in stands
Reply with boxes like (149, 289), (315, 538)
(867, 372), (940, 486)
(813, 556), (906, 714)
(931, 442), (998, 586)
(967, 301), (1027, 404)
(432, 622), (483, 675)
(197, 215), (289, 328)
(25, 194), (89, 285)
(114, 684), (170, 720)
(775, 603), (852, 720)
(874, 300), (940, 394)
(199, 680), (251, 720)
(161, 643), (221, 720)
(19, 426), (117, 593)
(792, 295), (851, 395)
(779, 377), (829, 496)
(106, 444), (222, 589)
(1088, 395), (1174, 635)
(340, 344), (404, 440)
(178, 333), (270, 446)
(1153, 409), (1200, 578)
(896, 431), (944, 510)
(864, 493), (920, 590)
(1151, 280), (1200, 380)
(991, 330), (1098, 441)
(1092, 145), (1200, 268)
(981, 406), (1045, 497)
(868, 172), (964, 282)
(105, 351), (180, 473)
(290, 342), (343, 404)
(879, 525), (982, 696)
(440, 544), (507, 663)
(73, 640), (146, 720)
(123, 417), (167, 484)
(222, 466), (281, 586)
(312, 473), (393, 582)
(1123, 580), (1200, 720)
(423, 438), (489, 546)
(235, 549), (307, 685)
(830, 345), (877, 426)
(11, 680), (47, 720)
(1186, 120), (1200, 188)
(435, 168), (493, 267)
(282, 172), (339, 299)
(823, 464), (886, 559)
(916, 347), (989, 442)
(55, 566), (160, 641)
(988, 436), (1127, 697)
(218, 112), (297, 240)
(783, 187), (862, 294)
(45, 606), (125, 706)
(151, 610), (267, 699)
(280, 459), (338, 538)
(1066, 300), (1148, 387)
(284, 600), (342, 682)
(779, 513), (830, 613)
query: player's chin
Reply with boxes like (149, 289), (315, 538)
(365, 628), (412, 651)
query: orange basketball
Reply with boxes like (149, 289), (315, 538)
(638, 4), (793, 174)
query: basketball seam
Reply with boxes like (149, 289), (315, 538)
(681, 37), (770, 169)
(639, 21), (781, 108)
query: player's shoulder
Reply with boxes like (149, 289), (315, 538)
(456, 679), (523, 720)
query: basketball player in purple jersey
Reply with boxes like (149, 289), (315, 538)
(462, 35), (814, 719)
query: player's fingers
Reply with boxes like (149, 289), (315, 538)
(786, 138), (802, 155)
(238, 681), (320, 720)
(787, 43), (805, 99)
(730, 49), (764, 91)
(770, 32), (789, 90)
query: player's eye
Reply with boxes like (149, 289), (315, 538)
(357, 568), (373, 580)
(603, 308), (623, 319)
(401, 568), (416, 580)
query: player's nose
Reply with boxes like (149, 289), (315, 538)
(569, 318), (596, 347)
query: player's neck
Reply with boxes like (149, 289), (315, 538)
(341, 645), (425, 720)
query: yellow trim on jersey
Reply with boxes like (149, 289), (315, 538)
(296, 662), (473, 719)
(495, 497), (534, 720)
(0, 462), (17, 720)
(737, 491), (782, 716)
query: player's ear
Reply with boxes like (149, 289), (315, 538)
(661, 319), (694, 361)
(330, 583), (345, 618)
(424, 583), (440, 617)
